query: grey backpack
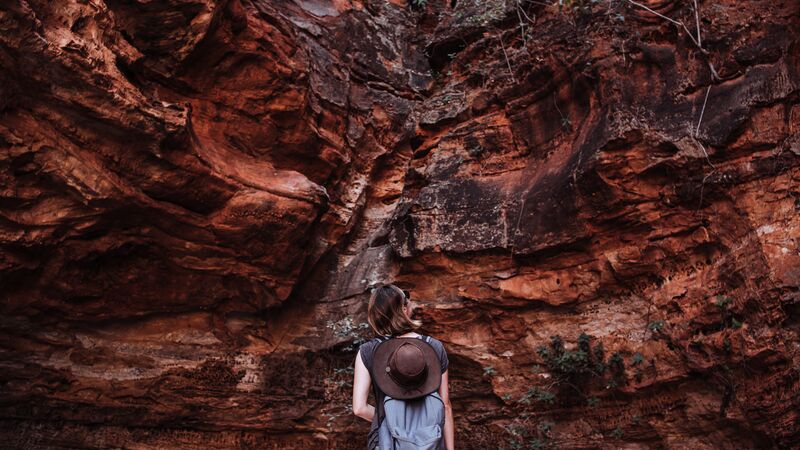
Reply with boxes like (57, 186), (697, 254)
(372, 335), (445, 450)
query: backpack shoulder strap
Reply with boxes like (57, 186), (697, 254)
(370, 335), (392, 427)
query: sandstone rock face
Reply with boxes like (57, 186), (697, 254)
(1, 0), (799, 448)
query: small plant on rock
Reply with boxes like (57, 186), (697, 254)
(534, 333), (629, 406)
(467, 143), (485, 157)
(537, 335), (593, 378)
(714, 294), (733, 309)
(648, 320), (665, 336)
(518, 386), (556, 405)
(714, 294), (744, 330)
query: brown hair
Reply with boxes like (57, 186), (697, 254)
(367, 284), (422, 336)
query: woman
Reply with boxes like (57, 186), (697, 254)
(352, 284), (455, 450)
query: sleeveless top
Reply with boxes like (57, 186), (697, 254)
(358, 334), (449, 449)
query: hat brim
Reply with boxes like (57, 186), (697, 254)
(372, 337), (442, 400)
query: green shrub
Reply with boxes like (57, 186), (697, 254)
(529, 438), (547, 450)
(518, 386), (556, 405)
(534, 333), (631, 409)
(593, 342), (607, 373)
(715, 294), (743, 329)
(715, 294), (733, 309)
(537, 335), (593, 378)
(608, 351), (626, 383)
(648, 320), (665, 332)
(467, 144), (484, 157)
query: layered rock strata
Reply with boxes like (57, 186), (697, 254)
(0, 0), (799, 448)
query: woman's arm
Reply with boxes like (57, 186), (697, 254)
(439, 369), (454, 450)
(352, 350), (375, 421)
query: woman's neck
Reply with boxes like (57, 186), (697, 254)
(395, 331), (421, 338)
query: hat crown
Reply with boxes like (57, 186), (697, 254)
(373, 336), (442, 400)
(387, 342), (428, 387)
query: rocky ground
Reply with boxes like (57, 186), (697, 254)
(0, 0), (799, 448)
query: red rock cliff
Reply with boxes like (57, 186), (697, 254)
(1, 0), (799, 448)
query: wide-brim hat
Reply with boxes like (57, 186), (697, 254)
(373, 337), (441, 400)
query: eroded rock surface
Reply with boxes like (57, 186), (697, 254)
(1, 0), (799, 448)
